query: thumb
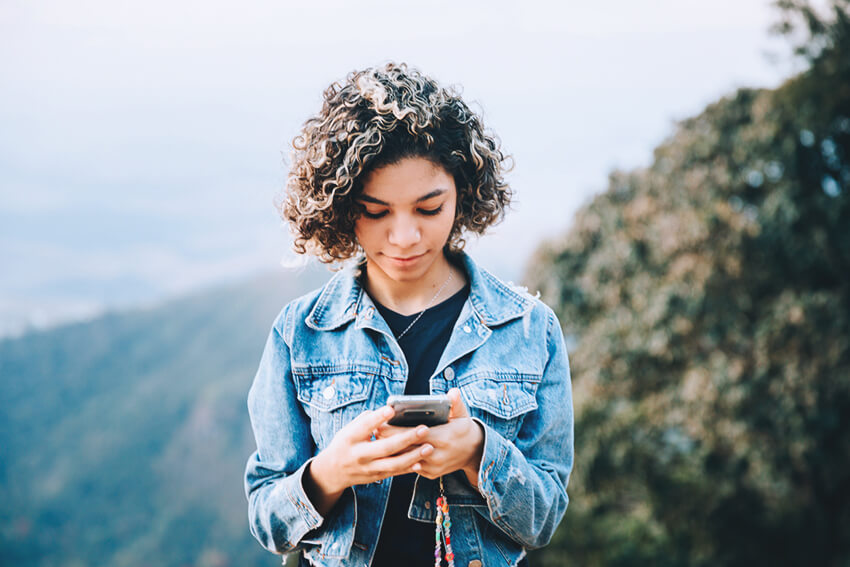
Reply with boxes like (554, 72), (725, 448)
(347, 405), (394, 441)
(448, 388), (469, 419)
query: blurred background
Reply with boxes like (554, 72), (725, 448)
(1, 0), (848, 566)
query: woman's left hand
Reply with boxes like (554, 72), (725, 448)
(377, 388), (484, 487)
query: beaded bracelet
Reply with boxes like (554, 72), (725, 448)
(434, 477), (455, 567)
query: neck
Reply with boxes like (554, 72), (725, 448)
(363, 253), (465, 315)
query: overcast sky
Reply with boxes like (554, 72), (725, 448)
(0, 0), (800, 335)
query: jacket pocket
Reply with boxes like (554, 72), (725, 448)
(459, 372), (540, 439)
(292, 363), (378, 448)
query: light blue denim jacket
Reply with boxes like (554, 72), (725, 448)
(245, 253), (574, 566)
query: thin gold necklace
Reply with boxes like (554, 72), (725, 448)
(395, 269), (454, 340)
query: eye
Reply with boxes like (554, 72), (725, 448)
(418, 205), (444, 216)
(362, 209), (388, 219)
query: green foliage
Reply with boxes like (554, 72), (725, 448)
(525, 2), (850, 565)
(0, 268), (327, 566)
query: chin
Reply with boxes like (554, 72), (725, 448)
(375, 255), (434, 281)
(384, 264), (428, 282)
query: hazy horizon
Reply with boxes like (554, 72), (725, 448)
(0, 0), (799, 337)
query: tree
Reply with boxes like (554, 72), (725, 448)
(526, 2), (850, 565)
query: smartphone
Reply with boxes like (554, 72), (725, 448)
(386, 394), (451, 427)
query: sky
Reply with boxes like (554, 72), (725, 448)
(0, 0), (801, 336)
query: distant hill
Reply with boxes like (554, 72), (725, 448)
(0, 266), (329, 566)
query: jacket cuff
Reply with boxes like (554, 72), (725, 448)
(471, 417), (508, 507)
(246, 452), (322, 553)
(287, 457), (325, 535)
(296, 458), (358, 559)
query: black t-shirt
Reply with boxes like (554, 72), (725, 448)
(368, 284), (530, 567)
(371, 284), (468, 567)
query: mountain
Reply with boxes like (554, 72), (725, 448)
(0, 266), (329, 566)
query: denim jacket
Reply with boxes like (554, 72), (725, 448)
(245, 253), (574, 567)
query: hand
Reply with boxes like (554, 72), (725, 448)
(382, 388), (485, 487)
(305, 406), (433, 516)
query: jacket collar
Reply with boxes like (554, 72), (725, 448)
(305, 252), (535, 331)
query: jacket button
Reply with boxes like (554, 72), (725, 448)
(424, 501), (431, 509)
(323, 386), (335, 399)
(444, 367), (455, 381)
(468, 561), (482, 567)
(463, 325), (472, 333)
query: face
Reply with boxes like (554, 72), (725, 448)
(354, 156), (457, 285)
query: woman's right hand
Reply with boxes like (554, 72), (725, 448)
(304, 406), (433, 516)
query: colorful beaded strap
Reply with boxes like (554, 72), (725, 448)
(434, 477), (455, 567)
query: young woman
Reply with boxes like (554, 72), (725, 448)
(245, 63), (573, 567)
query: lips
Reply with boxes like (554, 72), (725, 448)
(386, 252), (427, 265)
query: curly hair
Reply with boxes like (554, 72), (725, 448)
(280, 62), (513, 263)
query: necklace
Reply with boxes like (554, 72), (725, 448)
(395, 269), (454, 340)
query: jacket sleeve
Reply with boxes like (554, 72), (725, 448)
(243, 307), (356, 555)
(472, 307), (574, 549)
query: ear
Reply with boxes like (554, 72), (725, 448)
(447, 387), (469, 419)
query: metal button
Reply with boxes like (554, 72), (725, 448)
(444, 367), (455, 381)
(463, 325), (471, 333)
(424, 501), (431, 509)
(323, 386), (335, 399)
(468, 561), (482, 567)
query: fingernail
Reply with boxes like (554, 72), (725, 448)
(382, 406), (393, 417)
(416, 426), (427, 436)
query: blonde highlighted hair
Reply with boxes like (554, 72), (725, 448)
(280, 62), (513, 263)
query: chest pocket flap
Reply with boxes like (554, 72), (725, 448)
(292, 364), (377, 412)
(459, 372), (540, 420)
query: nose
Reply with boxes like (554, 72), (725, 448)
(387, 215), (421, 248)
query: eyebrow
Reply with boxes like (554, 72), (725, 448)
(357, 189), (447, 206)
